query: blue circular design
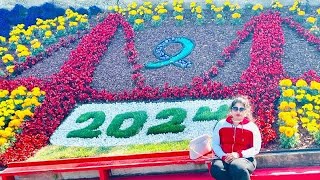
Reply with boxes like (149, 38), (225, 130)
(145, 37), (195, 69)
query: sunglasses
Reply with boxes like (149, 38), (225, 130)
(232, 106), (246, 112)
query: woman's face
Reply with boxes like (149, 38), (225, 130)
(230, 102), (246, 122)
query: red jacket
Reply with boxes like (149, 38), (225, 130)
(212, 116), (261, 159)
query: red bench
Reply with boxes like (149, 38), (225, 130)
(1, 150), (320, 180)
(0, 150), (211, 180)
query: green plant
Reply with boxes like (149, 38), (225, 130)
(67, 111), (106, 138)
(107, 111), (148, 138)
(193, 105), (229, 121)
(214, 14), (225, 25)
(314, 131), (320, 145)
(147, 108), (186, 135)
(279, 133), (299, 148)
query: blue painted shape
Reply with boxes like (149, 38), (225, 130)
(173, 59), (193, 68)
(145, 37), (194, 69)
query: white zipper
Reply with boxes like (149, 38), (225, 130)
(232, 125), (237, 152)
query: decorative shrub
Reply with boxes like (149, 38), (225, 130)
(67, 111), (106, 138)
(147, 108), (187, 135)
(193, 105), (229, 121)
(107, 111), (148, 138)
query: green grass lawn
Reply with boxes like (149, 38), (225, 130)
(28, 140), (190, 161)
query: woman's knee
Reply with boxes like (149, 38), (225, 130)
(210, 164), (229, 179)
(210, 163), (222, 174)
(229, 162), (249, 175)
(210, 163), (226, 176)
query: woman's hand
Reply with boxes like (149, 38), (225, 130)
(224, 152), (239, 163)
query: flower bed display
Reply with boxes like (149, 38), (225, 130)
(0, 0), (320, 167)
(278, 78), (320, 148)
(50, 99), (231, 147)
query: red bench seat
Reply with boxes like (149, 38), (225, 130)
(0, 151), (210, 180)
(1, 150), (319, 180)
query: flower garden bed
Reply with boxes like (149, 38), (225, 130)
(0, 0), (320, 167)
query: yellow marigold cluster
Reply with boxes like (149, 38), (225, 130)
(0, 86), (45, 146)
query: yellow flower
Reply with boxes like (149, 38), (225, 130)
(145, 9), (152, 15)
(134, 19), (144, 25)
(16, 44), (28, 53)
(8, 119), (22, 128)
(290, 110), (297, 117)
(282, 89), (295, 97)
(205, 0), (213, 4)
(317, 8), (320, 15)
(232, 13), (241, 19)
(131, 2), (138, 9)
(286, 118), (297, 127)
(195, 6), (202, 14)
(214, 7), (222, 13)
(14, 99), (24, 105)
(310, 81), (320, 90)
(0, 138), (8, 145)
(0, 120), (4, 127)
(279, 79), (292, 87)
(298, 10), (305, 16)
(17, 51), (31, 57)
(297, 109), (303, 114)
(31, 42), (41, 49)
(197, 14), (203, 19)
(281, 112), (292, 122)
(216, 14), (223, 19)
(2, 54), (14, 63)
(289, 6), (296, 12)
(307, 123), (318, 133)
(252, 4), (263, 11)
(57, 25), (65, 31)
(0, 36), (6, 42)
(175, 15), (184, 21)
(174, 7), (184, 13)
(129, 10), (137, 16)
(279, 101), (288, 110)
(301, 117), (309, 124)
(0, 90), (9, 98)
(9, 35), (19, 43)
(296, 79), (308, 87)
(0, 47), (8, 56)
(45, 31), (52, 38)
(305, 94), (313, 102)
(17, 85), (27, 92)
(69, 22), (78, 27)
(224, 0), (231, 6)
(152, 15), (160, 21)
(306, 17), (317, 24)
(304, 103), (313, 111)
(2, 129), (12, 138)
(285, 127), (294, 137)
(190, 2), (197, 8)
(158, 8), (167, 14)
(39, 25), (50, 30)
(288, 102), (296, 109)
(143, 1), (152, 7)
(279, 126), (286, 133)
(6, 65), (15, 73)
